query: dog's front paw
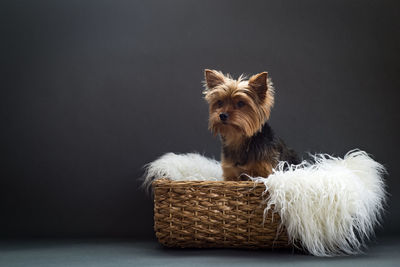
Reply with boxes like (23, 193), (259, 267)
(238, 173), (251, 181)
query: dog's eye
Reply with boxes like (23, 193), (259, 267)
(217, 100), (224, 107)
(237, 101), (245, 108)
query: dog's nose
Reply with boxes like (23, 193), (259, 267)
(219, 112), (228, 121)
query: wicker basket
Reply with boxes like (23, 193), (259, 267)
(152, 178), (290, 249)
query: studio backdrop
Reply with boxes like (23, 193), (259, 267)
(1, 0), (399, 239)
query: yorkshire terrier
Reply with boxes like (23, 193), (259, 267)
(203, 69), (300, 181)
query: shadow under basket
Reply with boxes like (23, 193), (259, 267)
(152, 178), (291, 249)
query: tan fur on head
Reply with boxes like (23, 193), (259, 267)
(203, 69), (275, 146)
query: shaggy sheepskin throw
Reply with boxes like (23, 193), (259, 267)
(143, 150), (386, 257)
(143, 153), (222, 189)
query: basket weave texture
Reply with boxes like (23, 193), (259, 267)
(153, 178), (290, 249)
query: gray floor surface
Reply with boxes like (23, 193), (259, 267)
(0, 239), (399, 267)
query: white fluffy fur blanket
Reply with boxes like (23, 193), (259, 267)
(143, 150), (386, 256)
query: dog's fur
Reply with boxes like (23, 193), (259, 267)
(203, 69), (299, 181)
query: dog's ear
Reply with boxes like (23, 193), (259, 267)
(204, 69), (225, 89)
(248, 72), (268, 100)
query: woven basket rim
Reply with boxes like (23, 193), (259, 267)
(152, 178), (266, 188)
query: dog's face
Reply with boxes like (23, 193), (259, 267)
(203, 69), (274, 144)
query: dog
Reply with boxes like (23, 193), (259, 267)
(203, 69), (300, 181)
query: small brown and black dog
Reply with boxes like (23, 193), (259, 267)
(203, 69), (300, 181)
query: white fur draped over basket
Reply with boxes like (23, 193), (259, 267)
(143, 150), (386, 257)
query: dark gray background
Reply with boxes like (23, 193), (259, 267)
(1, 0), (399, 240)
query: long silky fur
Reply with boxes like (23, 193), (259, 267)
(252, 149), (387, 256)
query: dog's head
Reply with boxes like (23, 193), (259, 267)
(203, 69), (274, 145)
